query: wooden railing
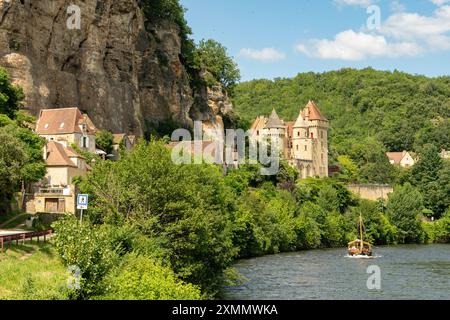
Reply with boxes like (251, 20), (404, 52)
(0, 230), (53, 252)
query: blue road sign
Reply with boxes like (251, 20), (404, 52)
(77, 194), (89, 210)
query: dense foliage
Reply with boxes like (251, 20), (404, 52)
(193, 39), (241, 93)
(101, 255), (202, 300)
(0, 68), (46, 213)
(95, 130), (114, 154)
(0, 68), (24, 118)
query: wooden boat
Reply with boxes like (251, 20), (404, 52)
(347, 213), (373, 257)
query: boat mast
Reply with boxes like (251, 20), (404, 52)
(359, 213), (363, 251)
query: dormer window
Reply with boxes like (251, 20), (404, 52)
(60, 123), (65, 129)
(44, 124), (49, 129)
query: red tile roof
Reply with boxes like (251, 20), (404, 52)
(250, 116), (267, 132)
(305, 101), (327, 121)
(36, 108), (96, 135)
(45, 141), (83, 167)
(386, 151), (407, 164)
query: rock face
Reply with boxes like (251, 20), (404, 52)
(0, 0), (232, 135)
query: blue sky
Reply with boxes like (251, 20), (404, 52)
(180, 0), (450, 81)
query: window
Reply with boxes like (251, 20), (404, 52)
(82, 136), (89, 148)
(296, 145), (299, 151)
(257, 130), (259, 136)
(305, 145), (307, 151)
(297, 131), (300, 137)
(311, 132), (314, 139)
(60, 123), (65, 129)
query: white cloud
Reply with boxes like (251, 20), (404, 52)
(334, 0), (372, 7)
(296, 4), (450, 60)
(295, 30), (423, 61)
(430, 0), (450, 6)
(238, 48), (286, 62)
(381, 5), (450, 40)
(390, 0), (406, 13)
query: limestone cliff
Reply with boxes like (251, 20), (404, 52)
(0, 0), (232, 135)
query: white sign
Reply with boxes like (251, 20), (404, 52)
(77, 194), (89, 210)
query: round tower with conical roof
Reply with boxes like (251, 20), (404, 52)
(291, 101), (329, 178)
(263, 109), (287, 158)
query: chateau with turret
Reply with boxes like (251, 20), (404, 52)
(250, 101), (329, 178)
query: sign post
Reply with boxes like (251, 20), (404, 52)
(77, 194), (89, 225)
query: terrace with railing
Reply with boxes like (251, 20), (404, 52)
(35, 187), (72, 196)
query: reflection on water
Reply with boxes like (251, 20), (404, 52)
(224, 244), (450, 300)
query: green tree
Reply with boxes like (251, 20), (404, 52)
(96, 130), (114, 154)
(386, 183), (424, 243)
(0, 69), (45, 210)
(410, 144), (446, 217)
(0, 128), (28, 209)
(52, 216), (118, 299)
(78, 141), (237, 294)
(425, 161), (450, 218)
(411, 144), (443, 186)
(194, 39), (241, 93)
(336, 155), (359, 182)
(0, 67), (24, 118)
(5, 120), (46, 185)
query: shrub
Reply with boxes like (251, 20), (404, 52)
(52, 216), (118, 299)
(100, 255), (202, 300)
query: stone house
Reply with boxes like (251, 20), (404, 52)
(386, 151), (416, 168)
(35, 107), (97, 153)
(28, 141), (90, 214)
(26, 107), (96, 214)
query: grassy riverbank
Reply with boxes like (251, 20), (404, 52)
(0, 243), (67, 300)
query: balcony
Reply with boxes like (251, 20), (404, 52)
(35, 187), (72, 196)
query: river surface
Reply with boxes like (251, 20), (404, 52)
(224, 244), (450, 300)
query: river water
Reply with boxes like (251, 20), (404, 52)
(224, 244), (450, 300)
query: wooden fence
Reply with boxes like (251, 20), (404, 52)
(0, 230), (53, 253)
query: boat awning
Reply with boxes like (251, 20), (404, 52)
(348, 239), (371, 246)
